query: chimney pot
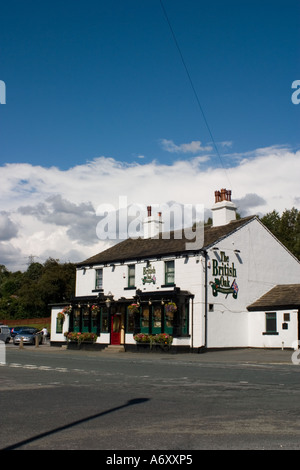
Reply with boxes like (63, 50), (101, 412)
(221, 188), (226, 201)
(215, 190), (221, 203)
(143, 206), (164, 238)
(212, 188), (237, 226)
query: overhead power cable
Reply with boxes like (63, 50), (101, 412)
(159, 0), (232, 187)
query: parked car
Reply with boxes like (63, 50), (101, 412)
(13, 328), (43, 346)
(10, 326), (29, 338)
(0, 325), (11, 343)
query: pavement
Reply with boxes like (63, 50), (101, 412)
(6, 341), (298, 365)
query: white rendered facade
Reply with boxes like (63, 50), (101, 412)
(51, 190), (300, 350)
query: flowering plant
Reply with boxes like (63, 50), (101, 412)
(128, 303), (140, 314)
(91, 304), (100, 316)
(64, 331), (97, 344)
(133, 333), (151, 343)
(62, 305), (72, 315)
(134, 333), (173, 345)
(165, 302), (177, 313)
(152, 333), (173, 345)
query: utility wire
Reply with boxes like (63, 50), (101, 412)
(159, 0), (232, 187)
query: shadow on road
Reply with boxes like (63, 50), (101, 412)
(2, 397), (150, 450)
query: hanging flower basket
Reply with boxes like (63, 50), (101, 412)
(91, 304), (100, 316)
(165, 302), (177, 313)
(61, 305), (72, 315)
(128, 303), (140, 315)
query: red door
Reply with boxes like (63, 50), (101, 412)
(111, 315), (121, 345)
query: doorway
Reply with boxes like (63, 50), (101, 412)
(111, 314), (121, 345)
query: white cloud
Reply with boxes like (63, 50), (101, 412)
(219, 141), (233, 148)
(0, 212), (19, 241)
(0, 145), (299, 271)
(160, 139), (213, 154)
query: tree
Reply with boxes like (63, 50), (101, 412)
(0, 258), (76, 320)
(261, 208), (300, 260)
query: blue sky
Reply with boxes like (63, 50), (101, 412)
(0, 0), (299, 270)
(0, 0), (299, 168)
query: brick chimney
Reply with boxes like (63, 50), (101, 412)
(143, 206), (164, 239)
(211, 189), (237, 227)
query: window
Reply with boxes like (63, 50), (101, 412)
(128, 264), (135, 288)
(141, 305), (150, 333)
(101, 307), (109, 332)
(164, 303), (174, 334)
(165, 260), (175, 286)
(127, 306), (135, 333)
(264, 312), (278, 335)
(56, 317), (63, 334)
(152, 305), (162, 334)
(181, 303), (189, 336)
(95, 268), (103, 290)
(82, 307), (90, 332)
(73, 308), (80, 332)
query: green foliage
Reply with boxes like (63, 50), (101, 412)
(0, 258), (76, 320)
(260, 208), (300, 260)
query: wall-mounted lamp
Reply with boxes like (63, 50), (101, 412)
(105, 298), (111, 308)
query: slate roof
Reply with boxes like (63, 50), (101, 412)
(247, 284), (300, 311)
(77, 216), (255, 266)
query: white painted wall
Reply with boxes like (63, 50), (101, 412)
(50, 305), (70, 343)
(55, 217), (300, 349)
(248, 310), (298, 349)
(206, 218), (300, 348)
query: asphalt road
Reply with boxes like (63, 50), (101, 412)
(1, 344), (300, 451)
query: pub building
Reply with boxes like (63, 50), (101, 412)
(50, 189), (300, 351)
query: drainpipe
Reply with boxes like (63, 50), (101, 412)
(191, 297), (194, 350)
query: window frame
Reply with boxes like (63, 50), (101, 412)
(263, 312), (278, 335)
(164, 260), (175, 286)
(128, 264), (136, 288)
(95, 268), (103, 291)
